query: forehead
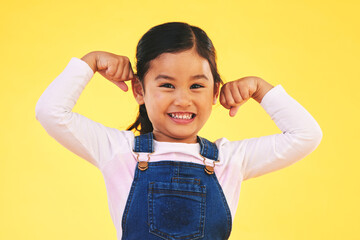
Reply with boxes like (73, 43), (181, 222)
(146, 48), (213, 79)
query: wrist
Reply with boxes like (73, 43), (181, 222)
(81, 52), (98, 73)
(252, 78), (274, 104)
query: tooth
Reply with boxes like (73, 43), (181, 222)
(169, 113), (194, 119)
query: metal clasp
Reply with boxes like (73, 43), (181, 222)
(135, 153), (151, 171)
(202, 156), (216, 175)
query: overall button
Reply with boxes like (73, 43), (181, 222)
(138, 161), (148, 171)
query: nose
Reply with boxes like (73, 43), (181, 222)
(174, 89), (192, 107)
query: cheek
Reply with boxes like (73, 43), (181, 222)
(147, 92), (166, 106)
(144, 91), (169, 115)
(198, 92), (214, 114)
(198, 91), (214, 104)
(153, 92), (166, 101)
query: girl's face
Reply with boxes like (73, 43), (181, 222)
(133, 47), (220, 143)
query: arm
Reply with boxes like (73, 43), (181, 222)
(243, 84), (322, 180)
(219, 77), (323, 180)
(35, 52), (136, 169)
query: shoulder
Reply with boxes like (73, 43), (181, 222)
(214, 137), (246, 150)
(110, 129), (136, 152)
(214, 137), (248, 162)
(98, 127), (136, 156)
(96, 129), (138, 169)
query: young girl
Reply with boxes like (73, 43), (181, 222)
(35, 22), (322, 240)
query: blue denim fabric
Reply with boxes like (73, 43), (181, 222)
(122, 133), (232, 240)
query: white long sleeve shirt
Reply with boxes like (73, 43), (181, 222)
(35, 57), (323, 239)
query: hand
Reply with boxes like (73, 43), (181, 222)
(81, 51), (136, 92)
(219, 76), (273, 117)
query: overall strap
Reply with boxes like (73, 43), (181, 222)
(133, 133), (218, 161)
(197, 136), (219, 161)
(133, 132), (154, 153)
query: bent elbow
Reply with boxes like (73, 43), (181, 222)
(35, 101), (67, 129)
(294, 119), (323, 149)
(288, 125), (323, 158)
(276, 124), (323, 162)
(35, 101), (46, 122)
(303, 122), (323, 149)
(312, 125), (323, 148)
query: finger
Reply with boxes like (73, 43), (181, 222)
(219, 87), (230, 109)
(224, 84), (236, 107)
(120, 59), (130, 81)
(110, 79), (129, 92)
(106, 61), (117, 78)
(113, 61), (124, 80)
(117, 81), (129, 92)
(229, 105), (241, 117)
(128, 61), (136, 80)
(239, 84), (251, 101)
(230, 84), (244, 104)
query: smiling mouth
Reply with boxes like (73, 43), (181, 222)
(168, 112), (196, 120)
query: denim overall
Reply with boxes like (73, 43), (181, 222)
(121, 132), (232, 240)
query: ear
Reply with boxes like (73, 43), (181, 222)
(131, 76), (145, 105)
(213, 82), (220, 105)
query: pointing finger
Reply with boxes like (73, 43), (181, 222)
(110, 80), (128, 92)
(229, 105), (240, 117)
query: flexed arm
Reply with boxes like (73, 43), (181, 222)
(218, 77), (323, 180)
(35, 51), (136, 169)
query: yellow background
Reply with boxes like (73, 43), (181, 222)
(1, 0), (359, 239)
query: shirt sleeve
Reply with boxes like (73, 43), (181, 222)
(217, 84), (323, 181)
(35, 57), (131, 169)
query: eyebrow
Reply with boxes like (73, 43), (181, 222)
(154, 74), (209, 81)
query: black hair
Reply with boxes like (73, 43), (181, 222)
(127, 22), (223, 134)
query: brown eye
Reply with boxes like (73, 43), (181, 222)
(160, 83), (175, 89)
(190, 84), (203, 89)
